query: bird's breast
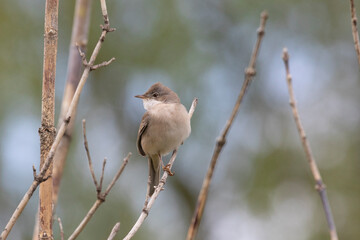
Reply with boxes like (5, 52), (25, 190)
(141, 103), (191, 156)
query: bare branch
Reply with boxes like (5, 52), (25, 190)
(68, 153), (131, 240)
(79, 0), (116, 71)
(32, 165), (37, 180)
(282, 48), (338, 240)
(99, 158), (107, 194)
(350, 0), (360, 66)
(186, 11), (268, 240)
(123, 150), (178, 240)
(100, 0), (113, 29)
(68, 200), (102, 240)
(107, 222), (121, 240)
(76, 44), (89, 67)
(103, 154), (131, 198)
(57, 217), (64, 240)
(91, 57), (116, 70)
(0, 0), (115, 238)
(82, 119), (99, 190)
(37, 0), (60, 238)
(123, 98), (198, 240)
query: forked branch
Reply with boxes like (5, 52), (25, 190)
(67, 120), (131, 240)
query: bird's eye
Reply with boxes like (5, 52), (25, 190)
(152, 92), (159, 98)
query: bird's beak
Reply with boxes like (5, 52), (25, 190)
(135, 94), (146, 99)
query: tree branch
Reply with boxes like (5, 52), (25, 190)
(282, 48), (338, 240)
(67, 153), (131, 240)
(82, 119), (99, 191)
(37, 0), (59, 239)
(123, 150), (178, 240)
(186, 11), (268, 240)
(350, 0), (360, 67)
(107, 222), (121, 240)
(123, 98), (198, 240)
(57, 217), (64, 240)
(0, 1), (114, 239)
(99, 158), (107, 194)
(90, 57), (116, 70)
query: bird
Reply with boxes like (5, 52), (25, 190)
(135, 82), (191, 197)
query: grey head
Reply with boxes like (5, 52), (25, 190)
(135, 82), (180, 104)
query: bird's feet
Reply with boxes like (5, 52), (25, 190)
(162, 163), (174, 176)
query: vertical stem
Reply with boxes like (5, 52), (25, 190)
(38, 0), (59, 239)
(1, 1), (114, 238)
(350, 0), (360, 67)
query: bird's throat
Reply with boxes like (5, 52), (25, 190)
(143, 99), (163, 110)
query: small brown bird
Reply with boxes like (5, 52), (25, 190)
(135, 82), (191, 196)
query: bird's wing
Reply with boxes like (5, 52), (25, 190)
(137, 112), (149, 156)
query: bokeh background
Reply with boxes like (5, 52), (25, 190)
(0, 0), (359, 239)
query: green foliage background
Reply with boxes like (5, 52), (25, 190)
(0, 0), (359, 239)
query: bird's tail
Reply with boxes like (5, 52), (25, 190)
(147, 155), (161, 197)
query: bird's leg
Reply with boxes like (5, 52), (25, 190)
(160, 154), (165, 169)
(162, 153), (175, 176)
(143, 175), (151, 208)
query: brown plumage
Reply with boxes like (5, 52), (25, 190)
(135, 82), (191, 196)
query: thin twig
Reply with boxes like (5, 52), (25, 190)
(76, 44), (89, 67)
(107, 222), (121, 240)
(99, 158), (107, 194)
(91, 57), (116, 70)
(123, 98), (198, 240)
(282, 48), (338, 240)
(123, 150), (177, 240)
(350, 0), (360, 66)
(83, 118), (108, 195)
(57, 217), (64, 240)
(82, 119), (99, 190)
(0, 1), (115, 239)
(67, 153), (131, 240)
(186, 11), (268, 240)
(103, 155), (130, 198)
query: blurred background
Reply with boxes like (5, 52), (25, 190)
(0, 0), (359, 239)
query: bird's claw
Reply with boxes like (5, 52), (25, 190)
(163, 164), (174, 176)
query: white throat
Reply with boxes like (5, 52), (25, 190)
(143, 99), (163, 110)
